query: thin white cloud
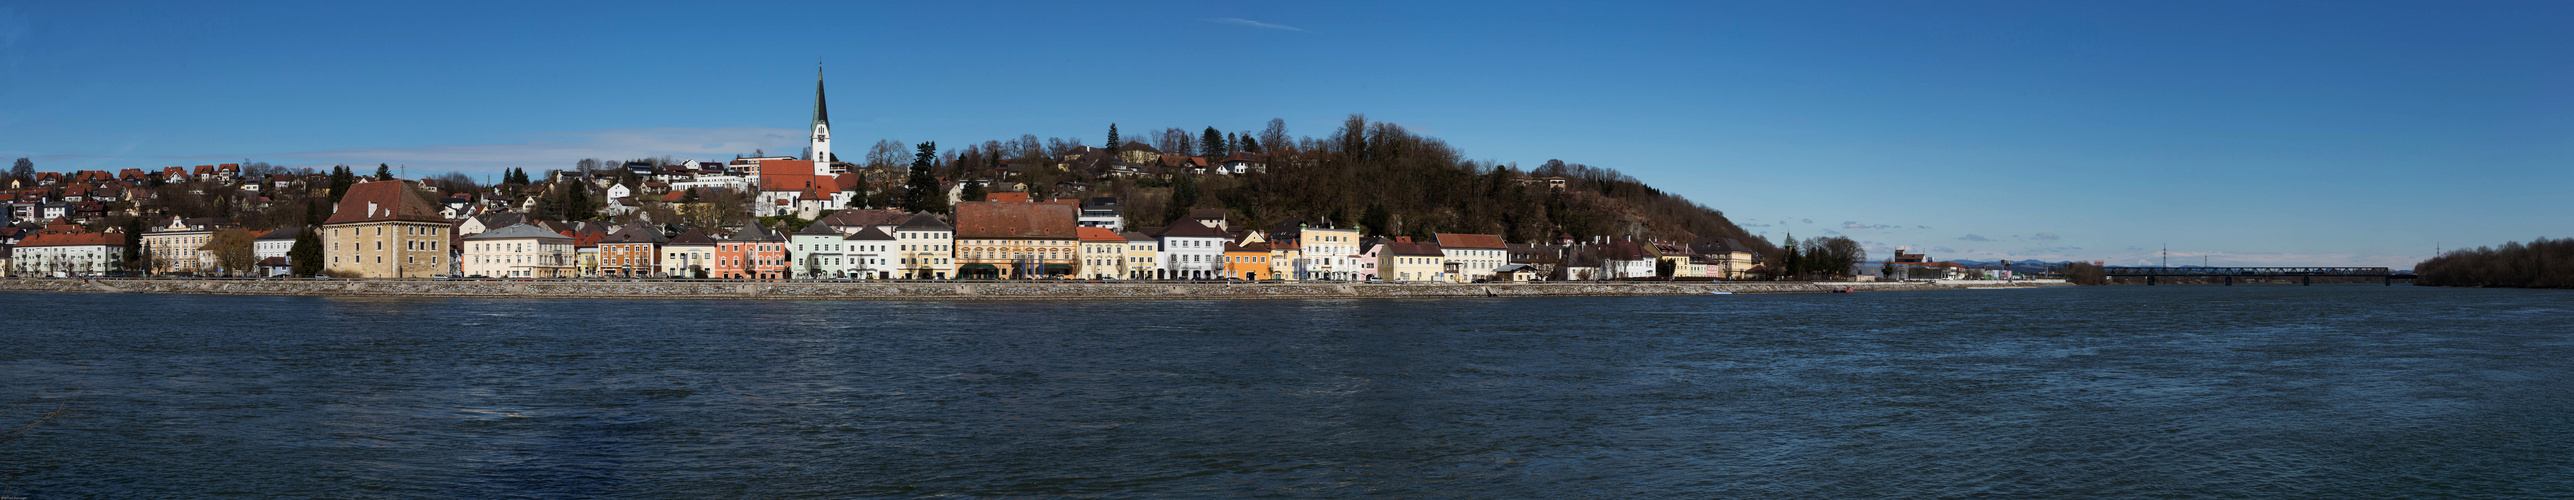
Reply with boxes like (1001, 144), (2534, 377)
(1204, 18), (1307, 32)
(188, 127), (805, 174)
(1843, 221), (1894, 230)
(1958, 234), (1993, 242)
(2034, 232), (2060, 241)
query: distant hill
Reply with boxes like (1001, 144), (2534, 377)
(1085, 116), (1773, 253)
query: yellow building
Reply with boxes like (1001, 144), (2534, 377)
(895, 214), (955, 279)
(1077, 227), (1127, 279)
(1121, 231), (1162, 279)
(321, 180), (450, 278)
(1378, 239), (1447, 282)
(953, 201), (1077, 279)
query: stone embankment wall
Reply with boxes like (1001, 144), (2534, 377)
(0, 278), (2066, 300)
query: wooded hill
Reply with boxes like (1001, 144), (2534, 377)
(1030, 115), (1773, 253)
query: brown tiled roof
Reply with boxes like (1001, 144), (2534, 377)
(323, 181), (443, 225)
(665, 228), (717, 246)
(1435, 233), (1507, 249)
(1187, 208), (1226, 220)
(1077, 226), (1124, 242)
(953, 201), (1075, 239)
(986, 192), (1030, 203)
(816, 209), (912, 229)
(1387, 241), (1444, 256)
(1158, 219), (1226, 238)
(17, 222), (125, 247)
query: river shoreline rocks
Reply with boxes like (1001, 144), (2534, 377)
(0, 278), (2069, 300)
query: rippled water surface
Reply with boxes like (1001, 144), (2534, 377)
(2, 286), (2570, 498)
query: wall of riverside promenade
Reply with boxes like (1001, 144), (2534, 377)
(0, 278), (2067, 300)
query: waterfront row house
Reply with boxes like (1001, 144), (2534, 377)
(10, 219), (124, 277)
(713, 224), (787, 279)
(894, 214), (955, 279)
(598, 222), (667, 278)
(839, 227), (898, 279)
(1077, 226), (1126, 280)
(661, 229), (718, 278)
(952, 201), (1078, 279)
(461, 223), (577, 278)
(140, 216), (233, 275)
(253, 226), (299, 277)
(1379, 238), (1447, 282)
(1435, 233), (1510, 283)
(1121, 231), (1163, 280)
(1157, 219), (1228, 279)
(323, 180), (450, 279)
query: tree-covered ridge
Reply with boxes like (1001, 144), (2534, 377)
(1082, 115), (1772, 253)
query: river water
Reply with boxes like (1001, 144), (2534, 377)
(0, 286), (2567, 498)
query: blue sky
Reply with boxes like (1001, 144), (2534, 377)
(1, 1), (2566, 268)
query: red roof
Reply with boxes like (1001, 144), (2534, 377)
(1435, 233), (1507, 249)
(953, 201), (1077, 239)
(986, 192), (1030, 203)
(1077, 226), (1124, 242)
(17, 223), (124, 247)
(323, 180), (444, 225)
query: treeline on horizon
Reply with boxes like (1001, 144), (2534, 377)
(2415, 237), (2574, 288)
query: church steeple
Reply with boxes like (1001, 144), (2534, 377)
(808, 64), (833, 172)
(812, 66), (830, 129)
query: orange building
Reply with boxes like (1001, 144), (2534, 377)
(713, 224), (788, 279)
(1224, 240), (1272, 280)
(598, 222), (666, 277)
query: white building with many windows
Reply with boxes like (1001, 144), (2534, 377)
(461, 223), (575, 278)
(1157, 219), (1228, 279)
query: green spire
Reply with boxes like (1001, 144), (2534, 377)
(812, 66), (829, 129)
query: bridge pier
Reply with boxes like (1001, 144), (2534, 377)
(2302, 276), (2311, 286)
(2146, 276), (2155, 286)
(2225, 276), (2232, 286)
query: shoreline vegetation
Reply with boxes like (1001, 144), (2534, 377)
(2416, 237), (2572, 289)
(0, 277), (2067, 300)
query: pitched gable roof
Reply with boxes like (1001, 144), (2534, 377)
(1435, 233), (1507, 249)
(896, 213), (952, 231)
(953, 201), (1076, 239)
(461, 223), (572, 241)
(324, 181), (443, 225)
(665, 228), (718, 246)
(1159, 218), (1226, 238)
(816, 209), (911, 229)
(845, 226), (896, 241)
(602, 222), (669, 244)
(1077, 226), (1124, 242)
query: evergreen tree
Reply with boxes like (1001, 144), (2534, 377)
(375, 163), (393, 181)
(327, 166), (356, 203)
(289, 227), (324, 277)
(961, 180), (987, 202)
(121, 217), (146, 272)
(1242, 136), (1261, 153)
(1200, 127), (1224, 157)
(902, 141), (946, 214)
(1779, 233), (1801, 280)
(9, 157), (32, 182)
(1225, 133), (1238, 156)
(1164, 174), (1199, 225)
(1106, 124), (1119, 154)
(680, 187), (700, 203)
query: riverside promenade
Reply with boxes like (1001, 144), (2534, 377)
(0, 278), (2067, 300)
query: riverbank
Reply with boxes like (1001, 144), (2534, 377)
(0, 278), (2068, 300)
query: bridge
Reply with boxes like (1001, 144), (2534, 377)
(2103, 266), (2412, 285)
